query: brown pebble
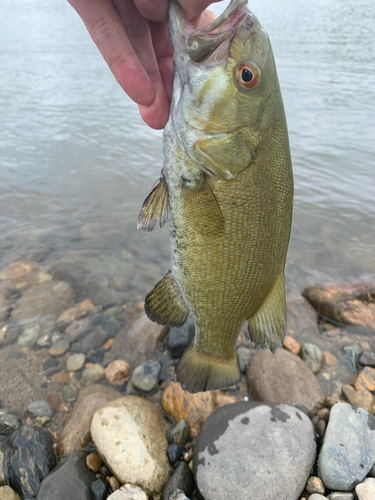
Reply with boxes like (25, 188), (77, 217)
(107, 476), (121, 492)
(325, 396), (342, 408)
(306, 476), (325, 495)
(317, 407), (330, 421)
(184, 449), (194, 462)
(46, 394), (61, 409)
(26, 417), (33, 425)
(58, 403), (70, 414)
(360, 340), (371, 351)
(354, 367), (375, 392)
(86, 452), (104, 473)
(283, 335), (301, 355)
(100, 465), (111, 477)
(323, 351), (338, 366)
(103, 338), (113, 350)
(79, 299), (94, 310)
(105, 359), (131, 386)
(323, 323), (339, 332)
(342, 384), (375, 414)
(315, 418), (327, 439)
(213, 391), (238, 407)
(51, 372), (71, 384)
(137, 301), (145, 310)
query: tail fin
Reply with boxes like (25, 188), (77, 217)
(175, 345), (241, 393)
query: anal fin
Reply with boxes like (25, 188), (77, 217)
(138, 173), (169, 233)
(247, 272), (286, 352)
(145, 271), (189, 327)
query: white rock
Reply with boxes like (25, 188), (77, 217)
(108, 484), (148, 499)
(355, 478), (375, 500)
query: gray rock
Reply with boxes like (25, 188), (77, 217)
(36, 451), (96, 500)
(163, 461), (195, 500)
(309, 495), (328, 500)
(318, 403), (375, 490)
(71, 327), (108, 355)
(10, 281), (75, 323)
(84, 279), (122, 308)
(301, 343), (324, 374)
(167, 320), (195, 359)
(172, 419), (190, 446)
(356, 478), (375, 500)
(17, 325), (41, 347)
(3, 424), (57, 499)
(339, 343), (362, 370)
(4, 323), (22, 344)
(66, 353), (86, 372)
(194, 402), (316, 500)
(27, 400), (53, 418)
(49, 337), (70, 356)
(236, 346), (253, 374)
(359, 351), (375, 368)
(65, 318), (93, 343)
(327, 493), (354, 500)
(0, 411), (22, 436)
(169, 491), (190, 500)
(61, 385), (78, 403)
(132, 360), (161, 392)
(82, 364), (105, 383)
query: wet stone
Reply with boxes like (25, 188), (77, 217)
(318, 403), (375, 490)
(105, 359), (131, 386)
(27, 400), (53, 418)
(36, 451), (96, 500)
(49, 337), (70, 356)
(163, 461), (195, 500)
(61, 385), (78, 403)
(89, 478), (108, 500)
(301, 343), (325, 374)
(341, 384), (374, 414)
(3, 424), (57, 499)
(82, 364), (105, 383)
(17, 326), (40, 347)
(359, 351), (375, 368)
(236, 346), (253, 374)
(4, 324), (22, 344)
(56, 306), (87, 329)
(167, 443), (183, 465)
(167, 321), (195, 359)
(0, 411), (22, 436)
(339, 343), (362, 370)
(172, 419), (190, 446)
(65, 318), (93, 343)
(132, 360), (161, 392)
(194, 402), (316, 500)
(71, 328), (108, 355)
(35, 416), (51, 427)
(66, 353), (86, 372)
(0, 288), (12, 323)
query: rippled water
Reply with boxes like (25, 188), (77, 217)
(0, 0), (374, 289)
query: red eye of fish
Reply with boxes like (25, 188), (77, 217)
(237, 63), (261, 89)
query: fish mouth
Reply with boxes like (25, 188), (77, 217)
(169, 0), (251, 64)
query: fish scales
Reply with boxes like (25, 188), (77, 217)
(138, 0), (294, 392)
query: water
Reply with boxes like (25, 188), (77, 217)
(0, 0), (374, 288)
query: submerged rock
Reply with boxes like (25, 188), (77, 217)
(91, 396), (171, 494)
(301, 343), (325, 374)
(3, 424), (57, 499)
(0, 411), (22, 436)
(194, 402), (316, 500)
(0, 261), (52, 292)
(318, 403), (375, 490)
(247, 348), (325, 413)
(36, 451), (96, 500)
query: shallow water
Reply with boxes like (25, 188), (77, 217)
(1, 0), (374, 290)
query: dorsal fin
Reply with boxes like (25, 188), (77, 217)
(138, 173), (169, 233)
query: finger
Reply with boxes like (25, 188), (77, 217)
(178, 0), (222, 21)
(194, 9), (216, 29)
(67, 0), (155, 106)
(149, 21), (173, 99)
(138, 73), (171, 129)
(133, 0), (169, 23)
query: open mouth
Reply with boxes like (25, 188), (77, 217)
(185, 0), (250, 63)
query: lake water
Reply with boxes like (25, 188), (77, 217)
(1, 0), (374, 291)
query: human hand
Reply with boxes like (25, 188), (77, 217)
(67, 0), (220, 129)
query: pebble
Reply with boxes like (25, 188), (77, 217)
(247, 348), (325, 414)
(65, 318), (93, 342)
(355, 478), (375, 500)
(27, 400), (53, 418)
(57, 384), (121, 457)
(66, 353), (86, 372)
(236, 346), (253, 373)
(195, 402), (316, 500)
(283, 336), (302, 355)
(56, 306), (87, 329)
(61, 385), (78, 402)
(46, 394), (61, 409)
(17, 326), (40, 347)
(86, 452), (104, 473)
(51, 371), (71, 384)
(35, 416), (51, 427)
(91, 396), (171, 494)
(132, 360), (161, 392)
(327, 494), (354, 500)
(318, 403), (375, 490)
(213, 391), (238, 407)
(2, 424), (57, 499)
(162, 382), (216, 438)
(0, 411), (22, 435)
(339, 343), (362, 371)
(167, 443), (183, 465)
(71, 328), (108, 355)
(105, 359), (131, 386)
(342, 384), (374, 414)
(0, 486), (21, 500)
(353, 367), (375, 392)
(107, 484), (148, 500)
(163, 461), (195, 500)
(306, 476), (325, 495)
(49, 337), (70, 356)
(308, 495), (328, 500)
(359, 351), (375, 368)
(169, 490), (189, 500)
(89, 478), (108, 500)
(172, 419), (190, 446)
(323, 351), (338, 366)
(82, 364), (105, 383)
(0, 261), (51, 291)
(108, 476), (121, 492)
(301, 343), (325, 374)
(167, 321), (195, 359)
(36, 451), (96, 500)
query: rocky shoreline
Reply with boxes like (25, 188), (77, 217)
(0, 260), (375, 499)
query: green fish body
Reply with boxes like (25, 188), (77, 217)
(138, 0), (293, 392)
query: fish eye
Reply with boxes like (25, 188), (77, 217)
(236, 63), (261, 89)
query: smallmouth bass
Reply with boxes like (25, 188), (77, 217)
(138, 0), (293, 392)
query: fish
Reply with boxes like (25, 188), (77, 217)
(138, 0), (294, 393)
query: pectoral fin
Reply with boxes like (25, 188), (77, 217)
(247, 272), (286, 352)
(181, 178), (224, 237)
(145, 271), (189, 327)
(138, 173), (169, 233)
